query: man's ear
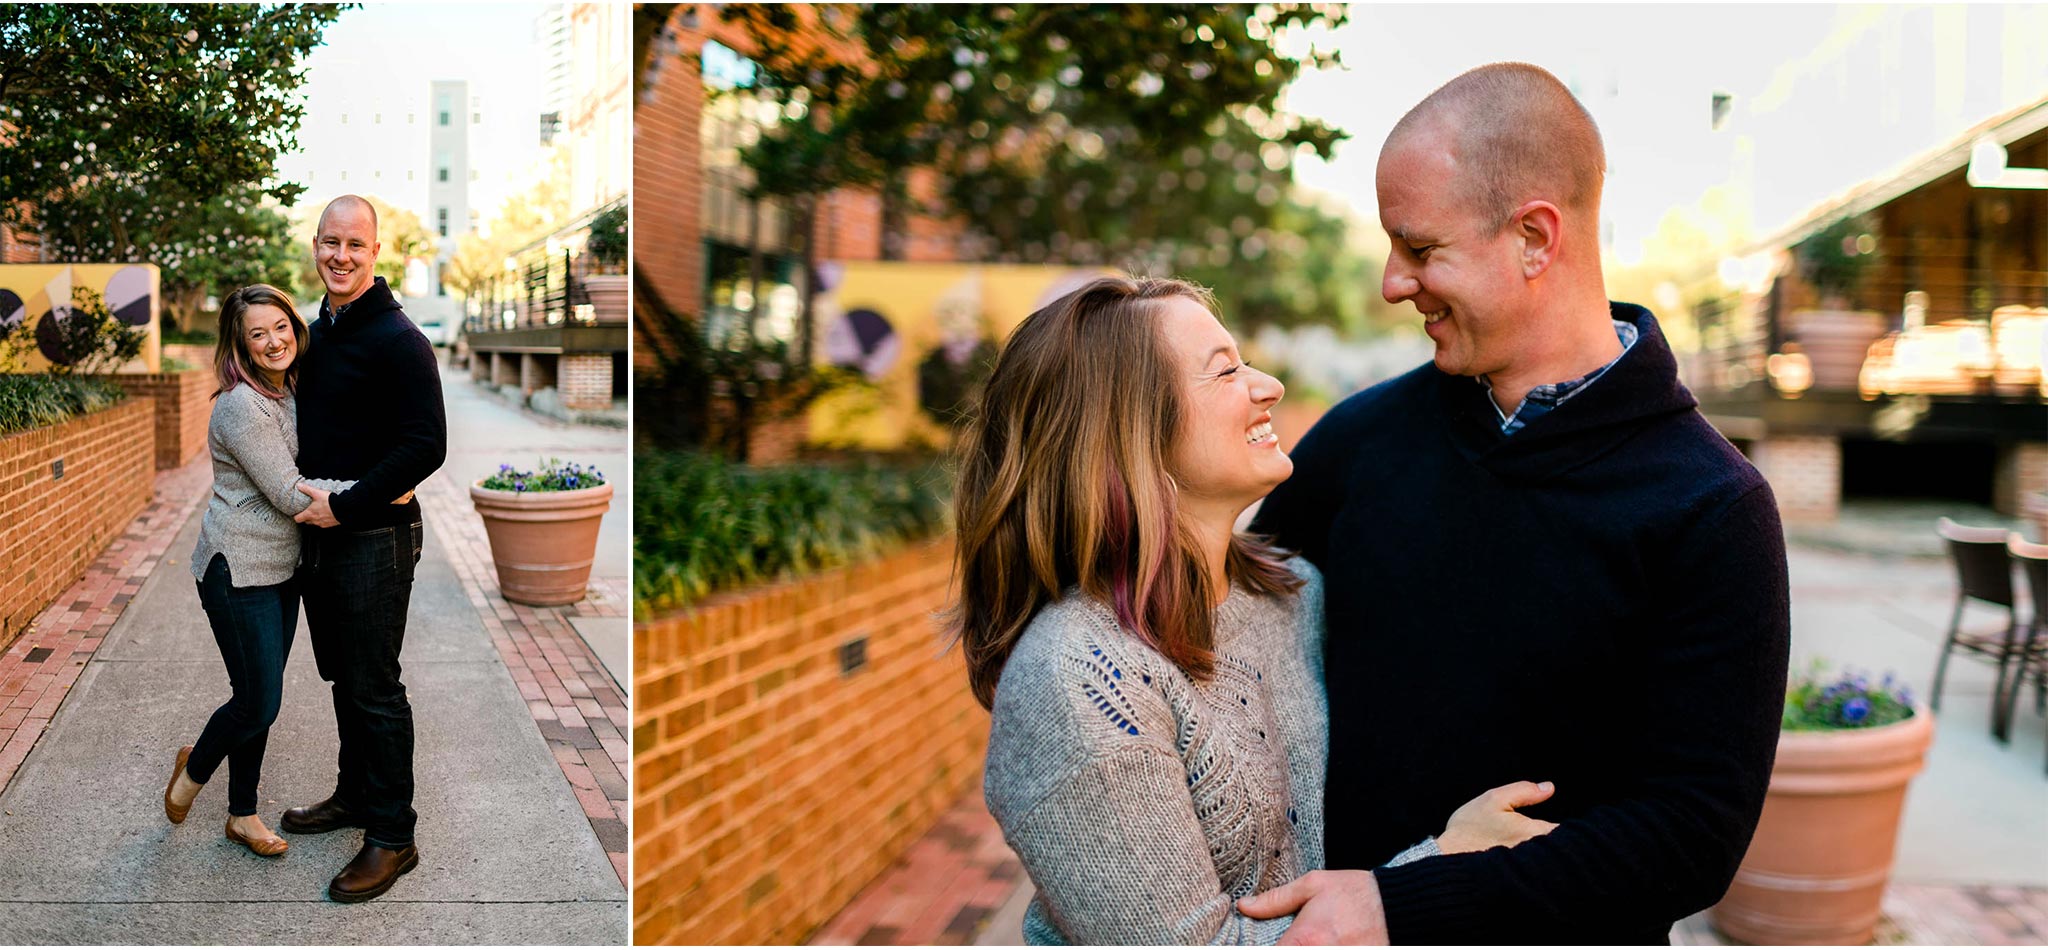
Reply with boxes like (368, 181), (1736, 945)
(1513, 201), (1563, 279)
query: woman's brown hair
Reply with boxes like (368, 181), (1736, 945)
(212, 284), (309, 400)
(950, 275), (1302, 709)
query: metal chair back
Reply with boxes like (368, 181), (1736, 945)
(1939, 517), (2015, 607)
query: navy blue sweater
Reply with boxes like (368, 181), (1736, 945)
(1252, 304), (1790, 944)
(298, 277), (447, 530)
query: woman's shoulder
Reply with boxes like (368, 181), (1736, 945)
(1280, 554), (1321, 588)
(1009, 593), (1156, 673)
(210, 382), (288, 432)
(995, 593), (1171, 725)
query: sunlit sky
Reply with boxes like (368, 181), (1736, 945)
(1281, 4), (2048, 268)
(273, 3), (554, 227)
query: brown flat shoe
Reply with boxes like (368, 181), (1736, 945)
(225, 819), (289, 857)
(328, 842), (419, 903)
(162, 746), (195, 824)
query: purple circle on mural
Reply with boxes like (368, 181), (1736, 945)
(34, 301), (77, 365)
(0, 290), (22, 332)
(105, 265), (153, 326)
(824, 308), (901, 379)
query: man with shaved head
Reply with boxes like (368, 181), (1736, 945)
(1244, 64), (1790, 943)
(285, 193), (447, 902)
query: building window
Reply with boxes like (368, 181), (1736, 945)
(340, 170), (348, 181)
(438, 167), (449, 182)
(374, 170), (382, 179)
(439, 111), (450, 126)
(437, 210), (448, 238)
(473, 111), (481, 124)
(408, 112), (416, 124)
(374, 113), (382, 124)
(470, 169), (480, 181)
(340, 113), (348, 125)
(407, 170), (415, 181)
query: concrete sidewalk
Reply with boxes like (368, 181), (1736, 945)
(0, 495), (627, 943)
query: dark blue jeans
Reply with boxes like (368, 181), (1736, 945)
(299, 521), (422, 848)
(189, 553), (297, 817)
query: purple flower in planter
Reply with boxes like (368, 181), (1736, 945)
(1842, 696), (1871, 724)
(514, 480), (527, 492)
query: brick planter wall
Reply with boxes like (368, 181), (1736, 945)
(0, 398), (156, 652)
(633, 536), (988, 945)
(86, 370), (212, 469)
(1753, 435), (1842, 521)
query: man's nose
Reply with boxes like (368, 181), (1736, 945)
(1383, 258), (1419, 304)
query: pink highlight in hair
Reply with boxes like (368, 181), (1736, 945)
(1102, 466), (1179, 653)
(217, 352), (287, 402)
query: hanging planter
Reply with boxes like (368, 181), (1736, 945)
(1711, 665), (1934, 945)
(470, 459), (613, 606)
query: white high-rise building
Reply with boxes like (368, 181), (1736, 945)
(538, 4), (573, 144)
(428, 79), (474, 307)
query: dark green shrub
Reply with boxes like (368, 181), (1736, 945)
(634, 451), (951, 615)
(586, 205), (628, 272)
(0, 374), (127, 437)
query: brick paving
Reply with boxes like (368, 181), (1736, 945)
(823, 785), (2048, 946)
(417, 468), (630, 887)
(0, 453), (212, 793)
(0, 451), (628, 890)
(808, 784), (1025, 946)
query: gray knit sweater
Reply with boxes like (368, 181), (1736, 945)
(190, 385), (353, 588)
(984, 558), (1438, 945)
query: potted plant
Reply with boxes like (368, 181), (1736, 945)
(580, 205), (628, 323)
(1710, 662), (1934, 945)
(1786, 216), (1888, 392)
(470, 459), (613, 606)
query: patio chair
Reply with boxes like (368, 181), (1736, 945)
(2000, 534), (2048, 774)
(1930, 518), (2025, 740)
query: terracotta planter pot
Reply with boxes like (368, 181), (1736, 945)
(583, 274), (627, 324)
(1787, 310), (1888, 391)
(469, 480), (614, 606)
(1710, 708), (1935, 945)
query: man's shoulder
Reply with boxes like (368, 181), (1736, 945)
(1318, 361), (1438, 433)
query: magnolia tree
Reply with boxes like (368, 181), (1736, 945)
(1, 4), (345, 328)
(36, 181), (301, 333)
(672, 3), (1356, 330)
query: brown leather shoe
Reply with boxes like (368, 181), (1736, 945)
(328, 842), (418, 903)
(225, 818), (289, 858)
(162, 746), (195, 824)
(280, 795), (362, 835)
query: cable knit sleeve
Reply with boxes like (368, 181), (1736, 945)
(212, 387), (347, 517)
(984, 604), (1295, 946)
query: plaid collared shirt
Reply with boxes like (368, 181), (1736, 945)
(1482, 319), (1640, 436)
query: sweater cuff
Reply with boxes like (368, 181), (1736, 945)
(1372, 852), (1480, 944)
(1382, 836), (1442, 868)
(327, 484), (362, 526)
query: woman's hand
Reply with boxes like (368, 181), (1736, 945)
(391, 490), (414, 505)
(1437, 780), (1560, 854)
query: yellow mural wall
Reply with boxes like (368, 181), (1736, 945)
(0, 264), (162, 374)
(807, 263), (1112, 451)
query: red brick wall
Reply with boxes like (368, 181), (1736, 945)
(560, 353), (612, 411)
(1, 221), (40, 264)
(0, 398), (156, 653)
(633, 536), (990, 945)
(634, 6), (707, 375)
(86, 370), (211, 470)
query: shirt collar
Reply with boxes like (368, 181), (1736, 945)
(1480, 319), (1640, 434)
